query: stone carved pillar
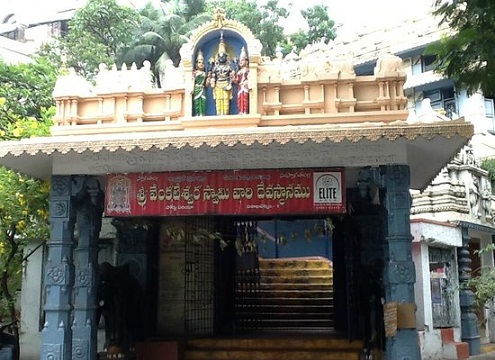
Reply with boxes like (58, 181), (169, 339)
(72, 177), (104, 360)
(42, 176), (76, 360)
(382, 165), (421, 360)
(458, 226), (481, 355)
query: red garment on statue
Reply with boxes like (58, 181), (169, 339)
(236, 67), (249, 114)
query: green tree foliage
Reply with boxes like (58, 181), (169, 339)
(482, 158), (495, 182)
(207, 0), (288, 57)
(466, 267), (495, 308)
(0, 57), (55, 341)
(429, 0), (495, 95)
(61, 0), (140, 79)
(281, 4), (337, 54)
(0, 57), (58, 121)
(125, 0), (211, 75)
(430, 0), (495, 309)
(302, 5), (336, 44)
(59, 0), (337, 82)
(465, 244), (495, 308)
(0, 159), (50, 339)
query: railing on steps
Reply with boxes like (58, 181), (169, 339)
(235, 256), (334, 333)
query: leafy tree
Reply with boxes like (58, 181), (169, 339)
(206, 1), (337, 57)
(0, 113), (51, 353)
(431, 0), (495, 310)
(0, 58), (58, 121)
(285, 4), (337, 53)
(0, 57), (55, 352)
(207, 0), (288, 57)
(124, 0), (211, 76)
(302, 5), (336, 44)
(482, 158), (495, 183)
(428, 0), (495, 95)
(465, 247), (495, 309)
(60, 0), (140, 79)
(0, 152), (50, 344)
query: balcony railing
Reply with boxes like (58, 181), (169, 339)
(51, 53), (409, 136)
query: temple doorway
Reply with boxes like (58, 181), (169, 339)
(151, 215), (361, 339)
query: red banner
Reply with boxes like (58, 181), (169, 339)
(105, 169), (346, 216)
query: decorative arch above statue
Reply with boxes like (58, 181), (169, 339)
(180, 9), (262, 117)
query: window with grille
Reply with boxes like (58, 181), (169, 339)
(422, 55), (436, 72)
(424, 87), (457, 119)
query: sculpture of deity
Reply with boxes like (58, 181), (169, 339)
(482, 183), (492, 218)
(210, 35), (234, 115)
(233, 46), (249, 114)
(469, 177), (481, 217)
(192, 50), (208, 116)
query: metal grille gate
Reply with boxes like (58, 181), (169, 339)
(234, 220), (262, 331)
(184, 217), (216, 336)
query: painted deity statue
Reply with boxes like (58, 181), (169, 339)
(192, 50), (208, 116)
(210, 37), (234, 115)
(233, 47), (249, 114)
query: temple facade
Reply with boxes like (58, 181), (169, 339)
(0, 11), (475, 360)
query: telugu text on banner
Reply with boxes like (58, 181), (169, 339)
(105, 168), (346, 216)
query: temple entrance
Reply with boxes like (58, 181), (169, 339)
(105, 211), (385, 359)
(147, 215), (367, 339)
(231, 218), (336, 334)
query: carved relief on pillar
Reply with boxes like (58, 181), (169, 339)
(42, 344), (62, 360)
(356, 167), (382, 206)
(74, 266), (94, 289)
(45, 261), (70, 287)
(455, 143), (493, 223)
(387, 261), (415, 284)
(458, 143), (480, 167)
(51, 201), (69, 218)
(412, 142), (493, 223)
(72, 339), (88, 360)
(468, 175), (481, 218)
(385, 165), (409, 188)
(51, 176), (72, 196)
(481, 179), (493, 220)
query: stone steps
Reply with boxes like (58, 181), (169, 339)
(185, 337), (363, 360)
(235, 257), (334, 331)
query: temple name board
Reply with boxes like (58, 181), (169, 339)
(105, 169), (346, 216)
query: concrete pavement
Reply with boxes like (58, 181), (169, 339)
(470, 352), (495, 359)
(470, 343), (495, 359)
